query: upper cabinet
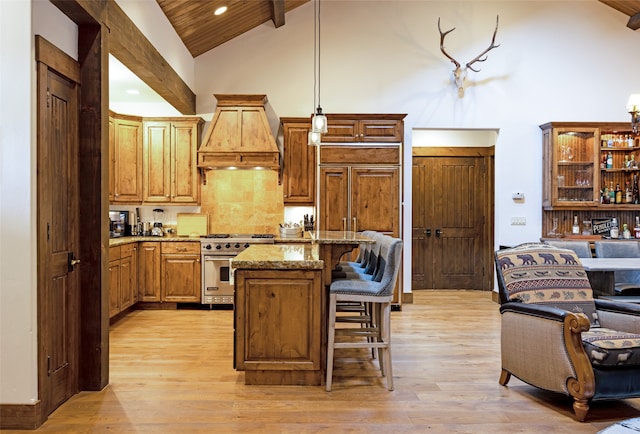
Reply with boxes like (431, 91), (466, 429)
(142, 117), (204, 204)
(281, 118), (315, 205)
(541, 122), (639, 210)
(322, 114), (404, 143)
(109, 113), (143, 203)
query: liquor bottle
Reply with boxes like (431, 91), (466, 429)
(615, 183), (622, 204)
(610, 218), (619, 239)
(634, 174), (640, 204)
(602, 184), (610, 204)
(634, 216), (640, 239)
(623, 223), (631, 239)
(572, 215), (580, 235)
(626, 181), (633, 203)
(609, 181), (616, 203)
(606, 152), (613, 168)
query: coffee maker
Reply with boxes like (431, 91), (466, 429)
(109, 210), (130, 238)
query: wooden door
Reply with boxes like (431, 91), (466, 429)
(37, 63), (80, 415)
(143, 121), (171, 203)
(113, 118), (143, 202)
(138, 242), (161, 302)
(412, 150), (493, 290)
(162, 252), (201, 302)
(351, 167), (400, 235)
(171, 121), (199, 203)
(108, 259), (120, 318)
(282, 120), (316, 204)
(319, 166), (349, 231)
(108, 117), (115, 202)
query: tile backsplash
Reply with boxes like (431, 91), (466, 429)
(200, 170), (284, 234)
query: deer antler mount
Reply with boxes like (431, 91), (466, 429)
(438, 16), (500, 97)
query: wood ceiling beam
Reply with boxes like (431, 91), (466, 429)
(271, 0), (286, 28)
(629, 12), (640, 30)
(50, 0), (107, 25)
(106, 1), (196, 115)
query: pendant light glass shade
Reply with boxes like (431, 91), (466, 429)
(308, 130), (322, 146)
(311, 106), (328, 134)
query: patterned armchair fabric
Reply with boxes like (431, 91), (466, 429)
(495, 242), (640, 421)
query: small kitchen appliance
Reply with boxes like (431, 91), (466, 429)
(200, 233), (275, 306)
(151, 208), (164, 236)
(109, 210), (130, 238)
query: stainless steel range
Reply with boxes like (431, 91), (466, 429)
(201, 233), (275, 305)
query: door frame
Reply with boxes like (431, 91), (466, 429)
(411, 146), (495, 291)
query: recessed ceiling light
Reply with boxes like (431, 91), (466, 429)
(126, 89), (140, 95)
(214, 6), (227, 16)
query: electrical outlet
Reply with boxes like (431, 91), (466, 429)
(511, 217), (526, 225)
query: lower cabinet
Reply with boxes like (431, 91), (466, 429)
(234, 269), (323, 385)
(138, 242), (161, 302)
(109, 243), (137, 319)
(161, 242), (201, 303)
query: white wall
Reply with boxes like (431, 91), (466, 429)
(194, 0), (639, 289)
(1, 0), (35, 405)
(0, 0), (80, 406)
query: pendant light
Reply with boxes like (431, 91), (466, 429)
(308, 0), (327, 145)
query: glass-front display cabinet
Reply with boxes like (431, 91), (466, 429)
(541, 124), (598, 208)
(541, 122), (640, 238)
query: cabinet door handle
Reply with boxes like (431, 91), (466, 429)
(425, 229), (432, 237)
(342, 217), (347, 231)
(436, 229), (443, 237)
(352, 217), (357, 233)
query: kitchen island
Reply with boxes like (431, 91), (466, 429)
(232, 232), (376, 386)
(232, 244), (324, 385)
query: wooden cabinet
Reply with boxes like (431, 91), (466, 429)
(108, 243), (137, 318)
(541, 122), (640, 237)
(319, 146), (401, 235)
(161, 242), (201, 303)
(281, 118), (315, 205)
(235, 269), (323, 385)
(143, 117), (204, 204)
(323, 114), (404, 143)
(319, 143), (403, 305)
(109, 113), (143, 203)
(138, 242), (161, 302)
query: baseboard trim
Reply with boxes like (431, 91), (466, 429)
(0, 401), (45, 430)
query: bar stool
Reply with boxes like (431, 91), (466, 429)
(325, 236), (403, 391)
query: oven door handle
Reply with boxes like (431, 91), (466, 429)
(203, 256), (234, 262)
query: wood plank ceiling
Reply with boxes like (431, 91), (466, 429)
(156, 0), (311, 57)
(599, 0), (640, 30)
(157, 1), (638, 59)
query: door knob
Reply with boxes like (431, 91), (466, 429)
(68, 252), (80, 272)
(435, 229), (442, 237)
(425, 229), (432, 237)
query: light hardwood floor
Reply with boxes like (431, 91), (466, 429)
(15, 290), (640, 433)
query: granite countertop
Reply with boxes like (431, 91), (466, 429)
(109, 236), (202, 247)
(232, 244), (323, 270)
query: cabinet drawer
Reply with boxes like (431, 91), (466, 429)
(121, 243), (136, 257)
(320, 146), (400, 165)
(109, 246), (121, 261)
(162, 242), (200, 254)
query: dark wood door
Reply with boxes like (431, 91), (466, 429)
(412, 151), (493, 290)
(37, 64), (80, 415)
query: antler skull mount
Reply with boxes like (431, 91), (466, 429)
(438, 16), (500, 97)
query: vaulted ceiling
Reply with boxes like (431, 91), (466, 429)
(156, 0), (311, 58)
(154, 0), (638, 59)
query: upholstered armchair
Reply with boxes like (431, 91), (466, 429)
(495, 243), (640, 421)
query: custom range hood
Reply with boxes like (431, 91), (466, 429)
(197, 94), (281, 176)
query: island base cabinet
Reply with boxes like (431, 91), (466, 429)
(234, 269), (323, 386)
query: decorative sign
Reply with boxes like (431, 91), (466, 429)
(591, 218), (616, 236)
